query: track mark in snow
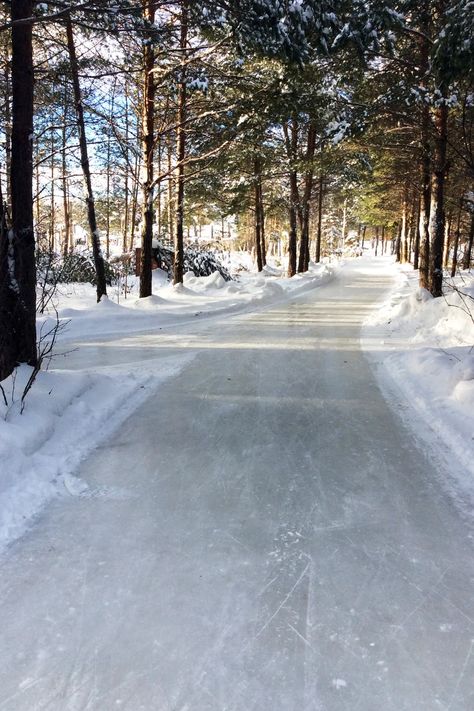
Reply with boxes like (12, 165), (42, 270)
(251, 561), (310, 642)
(287, 622), (314, 650)
(445, 639), (474, 710)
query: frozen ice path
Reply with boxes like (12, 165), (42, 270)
(1, 259), (474, 710)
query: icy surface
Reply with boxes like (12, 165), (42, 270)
(0, 262), (335, 551)
(1, 260), (474, 710)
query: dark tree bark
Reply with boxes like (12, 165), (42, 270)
(4, 45), (11, 209)
(258, 167), (266, 267)
(253, 156), (263, 272)
(66, 17), (107, 302)
(395, 222), (402, 262)
(139, 0), (156, 296)
(401, 192), (408, 263)
(174, 0), (188, 285)
(419, 125), (431, 286)
(413, 197), (421, 270)
(0, 0), (37, 380)
(297, 123), (316, 273)
(451, 196), (464, 277)
(462, 211), (474, 270)
(283, 119), (298, 277)
(429, 94), (449, 297)
(418, 2), (431, 289)
(314, 171), (324, 263)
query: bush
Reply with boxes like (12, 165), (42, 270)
(153, 244), (232, 281)
(37, 249), (119, 287)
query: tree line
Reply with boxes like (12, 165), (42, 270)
(0, 0), (473, 380)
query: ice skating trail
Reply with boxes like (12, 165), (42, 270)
(1, 258), (473, 711)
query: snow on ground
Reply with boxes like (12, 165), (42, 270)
(39, 261), (335, 344)
(362, 257), (474, 508)
(0, 261), (336, 553)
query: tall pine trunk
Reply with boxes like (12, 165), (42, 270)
(315, 171), (324, 263)
(173, 0), (188, 285)
(401, 191), (408, 263)
(139, 0), (156, 297)
(413, 197), (421, 270)
(66, 17), (107, 302)
(451, 196), (463, 278)
(418, 3), (431, 289)
(61, 93), (70, 258)
(253, 156), (263, 272)
(0, 0), (37, 380)
(297, 124), (316, 273)
(429, 94), (448, 297)
(284, 119), (298, 277)
(462, 211), (474, 270)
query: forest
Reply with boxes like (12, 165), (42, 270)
(0, 0), (473, 380)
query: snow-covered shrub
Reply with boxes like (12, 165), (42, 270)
(37, 249), (119, 289)
(152, 244), (232, 281)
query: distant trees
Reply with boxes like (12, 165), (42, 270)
(0, 0), (473, 379)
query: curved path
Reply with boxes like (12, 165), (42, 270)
(1, 260), (473, 710)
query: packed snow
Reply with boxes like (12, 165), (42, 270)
(362, 257), (474, 509)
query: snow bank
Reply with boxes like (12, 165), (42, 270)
(0, 355), (192, 553)
(38, 262), (337, 345)
(362, 259), (474, 506)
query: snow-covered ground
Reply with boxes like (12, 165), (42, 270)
(362, 257), (474, 510)
(0, 261), (335, 552)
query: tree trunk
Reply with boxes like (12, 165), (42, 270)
(284, 119), (298, 277)
(462, 211), (474, 270)
(451, 196), (463, 278)
(0, 0), (37, 379)
(50, 128), (56, 251)
(429, 95), (448, 297)
(394, 221), (401, 261)
(105, 86), (115, 259)
(122, 81), (130, 252)
(418, 4), (431, 289)
(407, 194), (417, 262)
(167, 131), (174, 244)
(130, 151), (140, 250)
(139, 0), (156, 297)
(413, 197), (421, 270)
(61, 93), (70, 258)
(401, 193), (408, 263)
(66, 17), (107, 301)
(443, 209), (453, 269)
(341, 198), (347, 252)
(315, 171), (324, 263)
(254, 156), (263, 272)
(173, 0), (188, 285)
(297, 123), (316, 273)
(3, 38), (12, 209)
(258, 168), (266, 266)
